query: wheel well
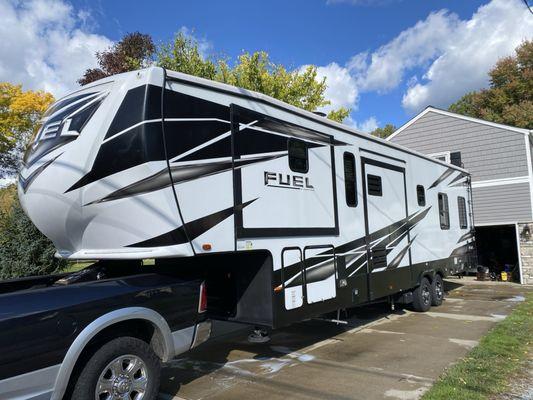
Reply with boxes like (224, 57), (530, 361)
(63, 318), (165, 398)
(421, 272), (433, 284)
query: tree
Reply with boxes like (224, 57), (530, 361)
(78, 32), (155, 85)
(0, 187), (67, 279)
(370, 124), (396, 139)
(157, 32), (350, 122)
(448, 40), (533, 129)
(0, 83), (54, 177)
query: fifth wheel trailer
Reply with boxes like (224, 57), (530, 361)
(19, 67), (476, 328)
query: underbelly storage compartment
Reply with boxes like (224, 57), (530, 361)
(156, 251), (274, 327)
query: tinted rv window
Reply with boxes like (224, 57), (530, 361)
(288, 139), (308, 173)
(343, 152), (357, 207)
(438, 193), (450, 230)
(416, 185), (425, 206)
(367, 174), (382, 196)
(458, 196), (468, 229)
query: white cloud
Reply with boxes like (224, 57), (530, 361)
(178, 26), (213, 59)
(349, 9), (458, 92)
(314, 62), (359, 113)
(344, 0), (532, 114)
(0, 0), (113, 98)
(402, 0), (533, 113)
(350, 116), (379, 132)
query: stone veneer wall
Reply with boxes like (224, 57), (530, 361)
(518, 222), (533, 285)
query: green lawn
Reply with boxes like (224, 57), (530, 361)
(422, 293), (532, 400)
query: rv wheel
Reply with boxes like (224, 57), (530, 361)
(431, 275), (444, 306)
(412, 277), (432, 312)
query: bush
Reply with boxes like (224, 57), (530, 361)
(0, 186), (67, 279)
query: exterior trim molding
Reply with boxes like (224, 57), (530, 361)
(515, 223), (524, 285)
(50, 307), (175, 400)
(387, 107), (532, 142)
(471, 176), (531, 188)
(525, 135), (533, 217)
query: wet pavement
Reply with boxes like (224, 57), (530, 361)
(159, 278), (532, 400)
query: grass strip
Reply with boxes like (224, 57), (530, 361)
(422, 292), (532, 400)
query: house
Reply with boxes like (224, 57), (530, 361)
(388, 107), (533, 284)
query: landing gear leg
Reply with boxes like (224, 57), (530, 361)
(248, 327), (270, 343)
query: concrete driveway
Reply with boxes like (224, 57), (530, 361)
(159, 278), (532, 400)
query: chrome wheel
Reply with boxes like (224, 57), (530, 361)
(422, 285), (431, 305)
(96, 355), (148, 400)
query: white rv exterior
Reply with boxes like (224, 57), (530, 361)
(18, 67), (475, 327)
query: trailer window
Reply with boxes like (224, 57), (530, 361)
(367, 174), (382, 196)
(343, 152), (357, 207)
(438, 193), (450, 229)
(457, 196), (468, 229)
(416, 185), (425, 206)
(288, 139), (308, 173)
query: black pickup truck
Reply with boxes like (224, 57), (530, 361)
(0, 260), (211, 400)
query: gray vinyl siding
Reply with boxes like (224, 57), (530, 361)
(391, 111), (529, 182)
(472, 183), (532, 225)
(391, 110), (532, 226)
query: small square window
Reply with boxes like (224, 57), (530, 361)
(288, 139), (308, 173)
(416, 185), (426, 206)
(367, 174), (382, 196)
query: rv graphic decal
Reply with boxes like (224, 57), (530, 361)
(428, 167), (456, 189)
(264, 171), (314, 190)
(128, 198), (257, 247)
(23, 92), (105, 168)
(276, 207), (433, 290)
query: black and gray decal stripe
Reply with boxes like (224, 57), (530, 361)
(450, 242), (471, 257)
(19, 153), (63, 193)
(85, 154), (284, 205)
(127, 198), (257, 248)
(277, 207), (432, 286)
(429, 168), (456, 189)
(457, 231), (474, 243)
(448, 172), (468, 186)
(385, 236), (417, 270)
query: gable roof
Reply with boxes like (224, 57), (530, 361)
(387, 106), (531, 141)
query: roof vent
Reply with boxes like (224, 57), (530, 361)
(313, 111), (327, 117)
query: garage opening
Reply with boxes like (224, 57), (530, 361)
(475, 225), (521, 282)
(155, 251), (274, 327)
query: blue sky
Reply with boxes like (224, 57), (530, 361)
(1, 0), (532, 131)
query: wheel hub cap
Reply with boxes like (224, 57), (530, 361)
(96, 355), (148, 400)
(114, 375), (132, 395)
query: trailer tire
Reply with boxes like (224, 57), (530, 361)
(431, 274), (444, 306)
(412, 277), (432, 312)
(71, 336), (161, 400)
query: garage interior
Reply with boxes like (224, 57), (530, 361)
(475, 225), (521, 282)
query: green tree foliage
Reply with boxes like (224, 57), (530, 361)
(0, 187), (67, 279)
(158, 32), (350, 122)
(370, 124), (397, 139)
(449, 40), (533, 129)
(78, 32), (155, 85)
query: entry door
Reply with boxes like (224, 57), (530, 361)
(361, 158), (411, 300)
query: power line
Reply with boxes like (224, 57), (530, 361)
(523, 0), (533, 15)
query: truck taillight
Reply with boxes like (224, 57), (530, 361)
(198, 282), (207, 313)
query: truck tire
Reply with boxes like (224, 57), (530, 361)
(412, 277), (432, 312)
(71, 336), (161, 400)
(431, 274), (444, 306)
